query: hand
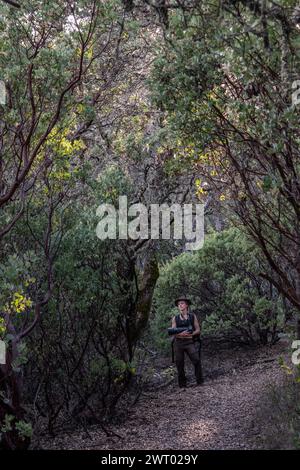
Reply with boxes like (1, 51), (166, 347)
(176, 331), (193, 338)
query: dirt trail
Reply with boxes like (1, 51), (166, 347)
(39, 341), (287, 450)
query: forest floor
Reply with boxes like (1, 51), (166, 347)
(38, 339), (289, 450)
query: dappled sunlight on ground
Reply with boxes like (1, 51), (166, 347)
(177, 418), (219, 447)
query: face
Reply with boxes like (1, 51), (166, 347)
(178, 300), (188, 312)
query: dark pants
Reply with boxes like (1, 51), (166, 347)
(174, 339), (203, 387)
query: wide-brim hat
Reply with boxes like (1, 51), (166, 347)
(175, 295), (191, 307)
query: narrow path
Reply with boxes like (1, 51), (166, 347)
(41, 342), (287, 450)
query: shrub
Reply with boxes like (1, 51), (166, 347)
(151, 227), (286, 353)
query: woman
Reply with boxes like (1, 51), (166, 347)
(171, 295), (204, 388)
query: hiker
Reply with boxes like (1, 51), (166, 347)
(171, 295), (204, 388)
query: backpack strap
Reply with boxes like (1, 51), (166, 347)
(171, 338), (175, 363)
(188, 312), (195, 329)
(190, 312), (201, 343)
